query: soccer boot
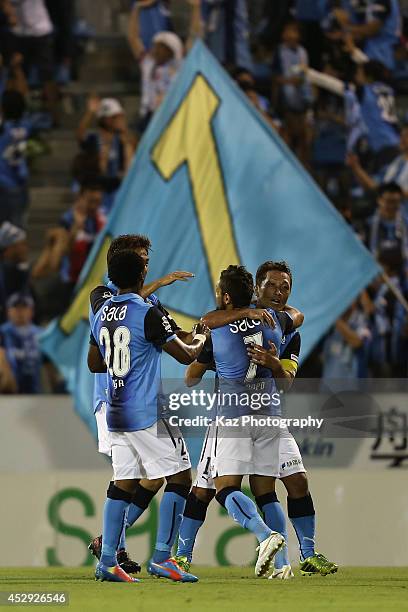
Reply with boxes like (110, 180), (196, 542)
(95, 561), (140, 583)
(269, 565), (294, 580)
(117, 549), (142, 574)
(255, 532), (285, 577)
(147, 558), (198, 582)
(300, 553), (338, 576)
(171, 555), (191, 573)
(89, 536), (141, 574)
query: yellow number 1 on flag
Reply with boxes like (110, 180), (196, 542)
(152, 74), (240, 287)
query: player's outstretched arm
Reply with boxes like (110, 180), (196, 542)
(162, 323), (209, 365)
(284, 305), (304, 329)
(141, 271), (194, 299)
(201, 308), (275, 329)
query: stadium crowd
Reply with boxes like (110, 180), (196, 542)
(0, 0), (407, 393)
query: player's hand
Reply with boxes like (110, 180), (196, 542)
(248, 309), (276, 328)
(160, 271), (195, 287)
(247, 341), (279, 368)
(194, 321), (210, 339)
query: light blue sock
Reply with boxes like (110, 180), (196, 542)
(220, 488), (271, 544)
(176, 492), (210, 562)
(288, 495), (316, 560)
(256, 493), (289, 569)
(126, 503), (146, 528)
(100, 492), (130, 567)
(152, 485), (189, 564)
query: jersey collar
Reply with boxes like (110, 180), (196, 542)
(110, 292), (144, 303)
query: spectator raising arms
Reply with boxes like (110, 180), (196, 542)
(32, 179), (106, 311)
(333, 0), (401, 71)
(128, 1), (201, 132)
(76, 97), (137, 213)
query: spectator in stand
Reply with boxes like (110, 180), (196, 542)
(0, 90), (33, 227)
(368, 249), (408, 376)
(200, 0), (253, 71)
(3, 0), (59, 122)
(272, 20), (313, 166)
(0, 221), (30, 322)
(360, 183), (407, 273)
(32, 179), (106, 309)
(76, 97), (137, 213)
(305, 58), (400, 171)
(347, 125), (408, 203)
(128, 1), (201, 131)
(233, 67), (282, 133)
(321, 299), (371, 382)
(332, 0), (401, 72)
(0, 292), (42, 393)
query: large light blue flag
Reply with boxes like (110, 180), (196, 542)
(41, 40), (380, 444)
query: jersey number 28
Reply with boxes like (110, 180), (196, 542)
(99, 326), (131, 377)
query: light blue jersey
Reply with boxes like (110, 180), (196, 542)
(90, 288), (176, 431)
(210, 310), (294, 417)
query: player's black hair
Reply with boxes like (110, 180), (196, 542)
(377, 182), (403, 197)
(1, 90), (26, 121)
(108, 249), (145, 289)
(107, 234), (152, 263)
(219, 265), (254, 308)
(256, 261), (293, 288)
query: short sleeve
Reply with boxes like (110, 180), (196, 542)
(144, 306), (177, 347)
(90, 286), (113, 315)
(154, 299), (181, 332)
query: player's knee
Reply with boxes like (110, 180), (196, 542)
(140, 477), (164, 493)
(192, 486), (216, 504)
(283, 472), (309, 498)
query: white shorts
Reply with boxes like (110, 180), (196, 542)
(111, 419), (191, 480)
(211, 417), (305, 479)
(194, 422), (216, 489)
(95, 402), (111, 456)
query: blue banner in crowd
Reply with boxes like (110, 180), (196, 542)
(41, 40), (380, 443)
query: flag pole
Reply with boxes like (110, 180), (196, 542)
(381, 270), (408, 314)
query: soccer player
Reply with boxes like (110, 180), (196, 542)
(191, 265), (294, 578)
(88, 249), (209, 583)
(88, 234), (195, 572)
(176, 261), (337, 578)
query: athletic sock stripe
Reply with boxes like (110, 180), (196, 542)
(165, 502), (177, 546)
(232, 496), (252, 520)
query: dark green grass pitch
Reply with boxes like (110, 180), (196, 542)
(0, 567), (407, 612)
